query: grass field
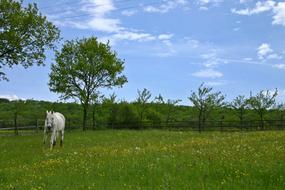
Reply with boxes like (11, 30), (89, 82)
(1, 130), (285, 189)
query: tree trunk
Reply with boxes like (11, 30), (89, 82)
(260, 113), (264, 130)
(202, 113), (206, 131)
(82, 105), (88, 131)
(14, 113), (18, 136)
(140, 108), (144, 123)
(92, 106), (96, 130)
(198, 110), (202, 133)
(239, 110), (243, 131)
(140, 106), (144, 129)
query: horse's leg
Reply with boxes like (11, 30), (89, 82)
(50, 130), (56, 150)
(43, 128), (47, 144)
(60, 130), (64, 147)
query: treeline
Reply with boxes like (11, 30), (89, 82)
(0, 86), (284, 132)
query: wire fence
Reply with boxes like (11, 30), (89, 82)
(1, 118), (285, 136)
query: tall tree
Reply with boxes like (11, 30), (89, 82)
(165, 99), (182, 124)
(103, 93), (118, 129)
(188, 83), (225, 133)
(11, 100), (25, 135)
(154, 94), (164, 104)
(154, 94), (181, 124)
(90, 92), (103, 130)
(247, 89), (278, 130)
(49, 37), (127, 130)
(0, 0), (60, 80)
(231, 95), (248, 130)
(136, 88), (151, 123)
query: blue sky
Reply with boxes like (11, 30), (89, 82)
(1, 0), (285, 104)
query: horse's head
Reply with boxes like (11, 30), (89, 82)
(45, 111), (54, 130)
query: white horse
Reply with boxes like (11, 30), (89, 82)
(44, 111), (65, 149)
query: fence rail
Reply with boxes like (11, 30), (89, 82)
(1, 118), (285, 135)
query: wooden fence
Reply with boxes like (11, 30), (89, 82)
(1, 118), (285, 135)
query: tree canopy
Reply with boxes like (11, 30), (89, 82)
(0, 0), (60, 80)
(49, 37), (127, 130)
(248, 89), (278, 129)
(188, 83), (225, 132)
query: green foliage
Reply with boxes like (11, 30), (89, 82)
(136, 88), (152, 122)
(0, 92), (283, 130)
(230, 95), (248, 127)
(247, 89), (278, 129)
(248, 89), (278, 112)
(0, 0), (60, 80)
(117, 102), (140, 127)
(0, 98), (9, 103)
(146, 108), (163, 126)
(49, 37), (127, 130)
(188, 83), (225, 132)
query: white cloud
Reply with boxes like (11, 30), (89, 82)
(121, 10), (137, 16)
(201, 51), (226, 68)
(232, 0), (276, 15)
(257, 43), (282, 60)
(232, 1), (285, 28)
(267, 53), (283, 60)
(233, 27), (240, 31)
(197, 0), (223, 9)
(272, 64), (285, 69)
(158, 34), (174, 40)
(81, 0), (115, 17)
(144, 0), (187, 13)
(156, 40), (177, 57)
(204, 81), (228, 86)
(257, 43), (273, 59)
(272, 2), (285, 26)
(199, 6), (209, 10)
(80, 0), (123, 33)
(198, 0), (223, 5)
(87, 17), (122, 32)
(111, 31), (156, 42)
(192, 69), (223, 78)
(48, 0), (174, 44)
(243, 57), (253, 61)
(48, 0), (121, 33)
(239, 0), (251, 3)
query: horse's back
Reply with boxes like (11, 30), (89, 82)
(54, 112), (65, 130)
(56, 112), (65, 122)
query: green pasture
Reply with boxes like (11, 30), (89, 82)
(1, 130), (285, 189)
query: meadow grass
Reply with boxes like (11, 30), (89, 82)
(1, 130), (285, 189)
